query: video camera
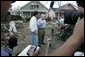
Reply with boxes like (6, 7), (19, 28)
(50, 1), (84, 25)
(64, 10), (84, 24)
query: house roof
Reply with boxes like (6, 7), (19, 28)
(20, 1), (48, 12)
(52, 3), (77, 12)
(52, 8), (59, 12)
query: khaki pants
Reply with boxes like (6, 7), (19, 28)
(38, 28), (45, 45)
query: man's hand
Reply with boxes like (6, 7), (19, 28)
(33, 30), (38, 35)
(72, 17), (84, 43)
(30, 48), (38, 56)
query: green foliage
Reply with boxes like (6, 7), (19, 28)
(46, 17), (52, 21)
(11, 15), (22, 21)
(25, 17), (31, 22)
(54, 17), (58, 20)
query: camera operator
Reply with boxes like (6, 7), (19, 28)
(49, 1), (84, 56)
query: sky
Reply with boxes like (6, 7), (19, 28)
(11, 1), (78, 10)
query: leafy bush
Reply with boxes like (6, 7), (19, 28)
(25, 17), (31, 22)
(53, 17), (58, 20)
(46, 17), (52, 22)
(11, 15), (22, 21)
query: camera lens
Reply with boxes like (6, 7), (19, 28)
(64, 10), (80, 24)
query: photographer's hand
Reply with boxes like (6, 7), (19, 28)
(72, 17), (84, 43)
(30, 48), (38, 56)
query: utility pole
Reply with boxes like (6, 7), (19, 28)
(56, 1), (62, 20)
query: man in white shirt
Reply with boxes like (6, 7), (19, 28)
(29, 11), (40, 46)
(57, 17), (67, 34)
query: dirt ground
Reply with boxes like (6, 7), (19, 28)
(1, 22), (64, 56)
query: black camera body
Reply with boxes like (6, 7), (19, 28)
(64, 10), (84, 24)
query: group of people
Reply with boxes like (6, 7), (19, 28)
(1, 1), (84, 56)
(29, 11), (46, 47)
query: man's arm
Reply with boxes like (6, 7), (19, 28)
(49, 35), (83, 56)
(49, 17), (84, 56)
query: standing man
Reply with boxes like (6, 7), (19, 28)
(8, 20), (17, 33)
(37, 14), (46, 46)
(29, 11), (40, 46)
(58, 17), (67, 32)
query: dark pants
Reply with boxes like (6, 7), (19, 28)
(38, 28), (45, 45)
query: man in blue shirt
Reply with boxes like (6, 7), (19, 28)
(37, 14), (46, 46)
